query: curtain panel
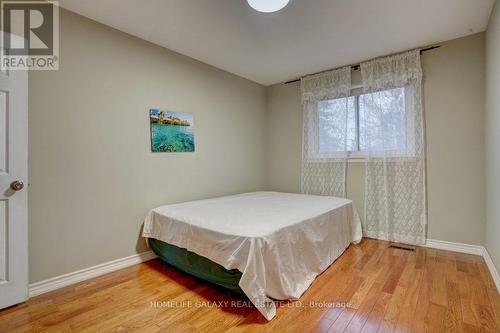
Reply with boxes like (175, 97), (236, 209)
(300, 67), (351, 197)
(360, 50), (427, 245)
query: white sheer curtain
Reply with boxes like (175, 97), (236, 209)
(360, 50), (427, 245)
(301, 67), (351, 197)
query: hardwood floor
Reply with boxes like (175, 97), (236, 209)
(1, 239), (499, 332)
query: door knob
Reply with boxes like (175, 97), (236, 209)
(10, 180), (24, 191)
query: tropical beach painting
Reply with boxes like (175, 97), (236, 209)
(149, 109), (195, 152)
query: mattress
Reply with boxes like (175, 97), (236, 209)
(149, 238), (243, 293)
(143, 192), (362, 320)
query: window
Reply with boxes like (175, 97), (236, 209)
(316, 87), (409, 158)
(317, 96), (356, 153)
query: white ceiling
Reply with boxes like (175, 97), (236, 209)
(58, 0), (495, 85)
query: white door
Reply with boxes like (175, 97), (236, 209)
(0, 33), (28, 309)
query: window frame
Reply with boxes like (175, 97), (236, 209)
(313, 85), (415, 161)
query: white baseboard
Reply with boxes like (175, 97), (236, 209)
(425, 239), (484, 256)
(425, 238), (500, 293)
(28, 251), (157, 297)
(483, 248), (500, 293)
(27, 238), (500, 298)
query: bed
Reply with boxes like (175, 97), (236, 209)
(143, 191), (362, 320)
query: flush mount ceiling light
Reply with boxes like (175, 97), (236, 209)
(247, 0), (290, 13)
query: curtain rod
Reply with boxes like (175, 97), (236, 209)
(284, 45), (441, 85)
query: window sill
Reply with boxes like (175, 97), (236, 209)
(305, 152), (418, 163)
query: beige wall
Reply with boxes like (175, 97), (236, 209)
(28, 10), (267, 283)
(29, 10), (490, 283)
(266, 33), (486, 245)
(486, 2), (500, 270)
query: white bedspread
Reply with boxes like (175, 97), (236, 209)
(143, 192), (362, 320)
